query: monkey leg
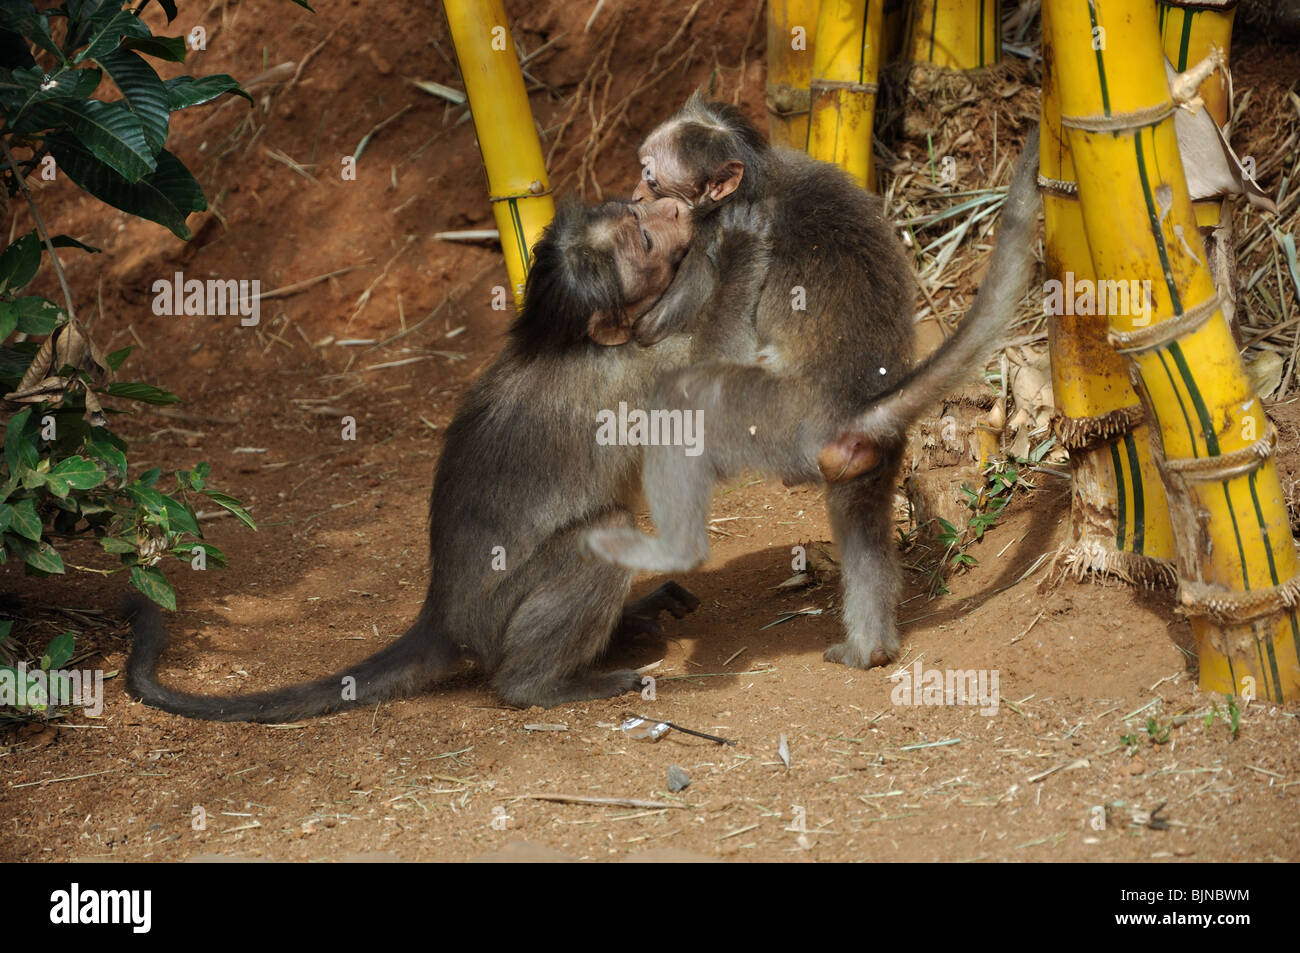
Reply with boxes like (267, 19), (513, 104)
(585, 363), (822, 572)
(491, 513), (671, 708)
(822, 462), (903, 669)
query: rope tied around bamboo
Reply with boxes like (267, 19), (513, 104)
(1107, 291), (1222, 354)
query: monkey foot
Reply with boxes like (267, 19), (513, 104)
(584, 528), (705, 573)
(617, 581), (702, 638)
(498, 669), (644, 708)
(824, 640), (895, 670)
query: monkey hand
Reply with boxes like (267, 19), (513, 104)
(583, 527), (708, 573)
(712, 200), (772, 255)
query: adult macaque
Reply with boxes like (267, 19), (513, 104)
(585, 95), (1042, 669)
(126, 196), (765, 721)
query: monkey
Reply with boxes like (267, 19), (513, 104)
(124, 194), (770, 722)
(584, 95), (1042, 670)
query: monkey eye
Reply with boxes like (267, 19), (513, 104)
(641, 229), (652, 252)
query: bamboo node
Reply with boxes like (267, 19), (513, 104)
(1163, 421), (1277, 482)
(1061, 102), (1174, 134)
(490, 186), (553, 202)
(1037, 174), (1078, 197)
(1179, 568), (1300, 625)
(1053, 405), (1145, 450)
(1107, 292), (1221, 354)
(1159, 0), (1239, 9)
(809, 79), (880, 94)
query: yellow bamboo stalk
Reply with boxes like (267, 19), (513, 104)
(807, 0), (884, 189)
(1040, 2), (1176, 587)
(1047, 0), (1300, 702)
(905, 0), (1001, 70)
(767, 0), (821, 147)
(1159, 0), (1237, 231)
(442, 0), (555, 308)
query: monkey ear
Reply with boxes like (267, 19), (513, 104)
(707, 160), (744, 202)
(587, 309), (634, 346)
(817, 431), (881, 483)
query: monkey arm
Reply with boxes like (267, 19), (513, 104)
(632, 242), (719, 346)
(634, 202), (772, 351)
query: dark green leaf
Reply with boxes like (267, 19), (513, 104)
(118, 35), (188, 63)
(105, 380), (180, 404)
(21, 466), (46, 490)
(42, 630), (74, 670)
(85, 434), (127, 478)
(0, 233), (41, 294)
(13, 535), (64, 574)
(130, 564), (176, 610)
(2, 65), (102, 122)
(0, 296), (66, 336)
(160, 493), (199, 534)
(47, 135), (198, 238)
(201, 490), (256, 530)
(105, 346), (132, 370)
(0, 3), (63, 62)
(45, 473), (71, 498)
(126, 484), (167, 514)
(138, 467), (161, 487)
(42, 99), (155, 181)
(188, 460), (209, 490)
(47, 235), (101, 254)
(93, 50), (169, 155)
(99, 535), (137, 554)
(155, 0), (179, 23)
(49, 455), (106, 490)
(4, 407), (37, 480)
(74, 8), (150, 65)
(164, 74), (251, 110)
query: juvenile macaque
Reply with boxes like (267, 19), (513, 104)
(126, 196), (766, 721)
(586, 95), (1042, 669)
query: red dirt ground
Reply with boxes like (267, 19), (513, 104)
(1, 2), (1296, 862)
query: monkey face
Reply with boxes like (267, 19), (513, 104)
(635, 125), (745, 211)
(587, 198), (693, 346)
(611, 198), (693, 310)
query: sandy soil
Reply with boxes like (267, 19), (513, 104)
(1, 1), (1297, 863)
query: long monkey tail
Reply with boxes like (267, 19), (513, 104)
(818, 126), (1042, 481)
(124, 595), (455, 723)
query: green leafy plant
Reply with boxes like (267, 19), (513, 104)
(0, 620), (75, 719)
(924, 438), (1050, 595)
(1203, 693), (1242, 740)
(0, 0), (272, 607)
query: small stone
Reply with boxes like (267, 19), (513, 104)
(667, 765), (690, 792)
